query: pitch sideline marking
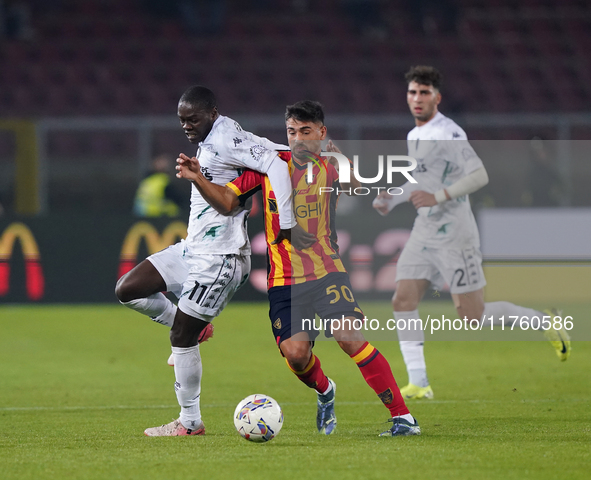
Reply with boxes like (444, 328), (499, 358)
(0, 398), (586, 412)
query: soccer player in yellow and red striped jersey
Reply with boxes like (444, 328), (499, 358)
(228, 148), (345, 289)
(176, 100), (419, 437)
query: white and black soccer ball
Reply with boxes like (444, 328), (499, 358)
(233, 394), (283, 442)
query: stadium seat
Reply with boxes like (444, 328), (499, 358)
(2, 0), (590, 118)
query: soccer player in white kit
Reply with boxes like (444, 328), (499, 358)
(115, 86), (312, 435)
(373, 66), (571, 400)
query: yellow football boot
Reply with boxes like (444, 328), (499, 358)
(400, 383), (434, 400)
(543, 309), (571, 361)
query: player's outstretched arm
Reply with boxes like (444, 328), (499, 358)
(265, 157), (297, 230)
(264, 157), (317, 250)
(408, 166), (489, 210)
(434, 166), (489, 203)
(176, 153), (241, 215)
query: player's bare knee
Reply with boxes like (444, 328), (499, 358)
(336, 339), (365, 356)
(282, 342), (311, 372)
(286, 355), (310, 372)
(393, 295), (416, 312)
(115, 274), (134, 303)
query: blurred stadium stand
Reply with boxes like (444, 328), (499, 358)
(1, 0), (591, 116)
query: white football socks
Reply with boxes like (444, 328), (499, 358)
(321, 382), (333, 396)
(120, 293), (177, 327)
(481, 301), (544, 330)
(395, 310), (429, 388)
(396, 413), (415, 423)
(172, 345), (202, 430)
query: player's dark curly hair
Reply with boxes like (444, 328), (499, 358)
(405, 66), (443, 91)
(285, 100), (325, 125)
(179, 85), (217, 111)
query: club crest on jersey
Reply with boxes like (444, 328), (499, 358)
(273, 318), (282, 329)
(250, 145), (268, 162)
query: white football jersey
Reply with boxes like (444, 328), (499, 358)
(185, 115), (288, 255)
(406, 111), (484, 248)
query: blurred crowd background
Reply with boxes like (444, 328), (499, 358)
(1, 0), (590, 215)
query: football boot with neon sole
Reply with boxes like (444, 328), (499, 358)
(144, 418), (205, 436)
(400, 383), (434, 400)
(379, 416), (421, 436)
(316, 378), (337, 435)
(167, 323), (215, 366)
(543, 309), (571, 361)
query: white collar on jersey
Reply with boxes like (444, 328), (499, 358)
(416, 111), (445, 129)
(199, 115), (226, 147)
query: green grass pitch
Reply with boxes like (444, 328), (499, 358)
(0, 302), (589, 480)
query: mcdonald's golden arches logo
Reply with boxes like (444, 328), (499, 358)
(0, 222), (45, 301)
(118, 221), (187, 278)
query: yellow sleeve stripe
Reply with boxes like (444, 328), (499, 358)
(226, 182), (242, 196)
(286, 355), (316, 375)
(352, 343), (375, 364)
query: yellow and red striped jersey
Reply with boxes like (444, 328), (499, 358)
(227, 151), (346, 289)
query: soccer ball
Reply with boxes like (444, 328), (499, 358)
(233, 394), (283, 442)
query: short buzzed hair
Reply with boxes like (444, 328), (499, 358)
(179, 85), (217, 111)
(405, 66), (443, 91)
(285, 100), (325, 125)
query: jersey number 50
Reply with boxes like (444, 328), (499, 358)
(326, 284), (355, 304)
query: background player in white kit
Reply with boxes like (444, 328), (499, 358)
(115, 86), (312, 435)
(373, 66), (571, 400)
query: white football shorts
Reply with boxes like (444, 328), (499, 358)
(148, 240), (251, 320)
(147, 240), (190, 298)
(177, 253), (251, 321)
(395, 241), (486, 294)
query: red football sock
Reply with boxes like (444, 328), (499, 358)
(351, 342), (409, 417)
(286, 354), (330, 394)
